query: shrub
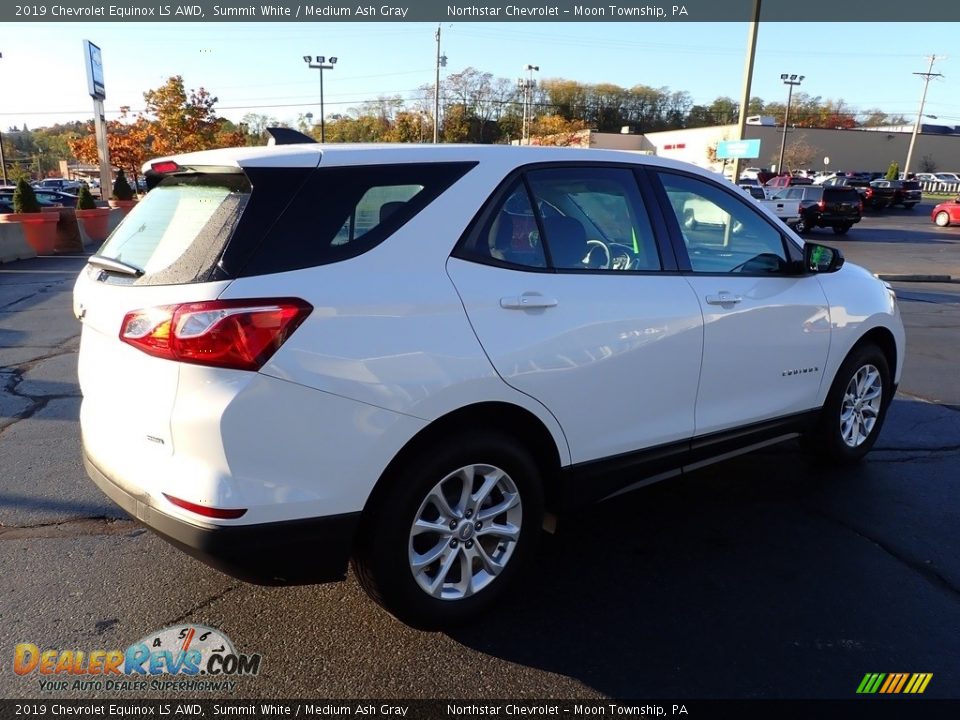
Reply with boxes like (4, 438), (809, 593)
(885, 161), (900, 181)
(111, 170), (135, 201)
(13, 178), (41, 213)
(77, 184), (98, 210)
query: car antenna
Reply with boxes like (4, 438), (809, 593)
(266, 127), (317, 145)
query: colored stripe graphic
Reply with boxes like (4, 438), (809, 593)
(857, 673), (932, 694)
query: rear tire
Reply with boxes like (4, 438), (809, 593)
(793, 216), (812, 234)
(353, 432), (544, 629)
(903, 203), (917, 210)
(807, 343), (892, 465)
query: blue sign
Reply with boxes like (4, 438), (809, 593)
(716, 139), (761, 159)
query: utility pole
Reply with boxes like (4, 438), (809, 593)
(730, 0), (761, 184)
(0, 51), (8, 185)
(903, 55), (943, 179)
(433, 25), (446, 143)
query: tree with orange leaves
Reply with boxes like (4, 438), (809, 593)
(68, 108), (154, 189)
(69, 76), (246, 188)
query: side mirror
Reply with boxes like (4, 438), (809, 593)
(803, 242), (845, 273)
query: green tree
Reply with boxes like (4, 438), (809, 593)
(13, 178), (40, 213)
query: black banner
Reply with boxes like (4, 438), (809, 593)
(1, 0), (959, 23)
(1, 700), (959, 720)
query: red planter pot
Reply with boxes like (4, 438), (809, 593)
(107, 199), (138, 218)
(76, 207), (113, 243)
(0, 212), (60, 255)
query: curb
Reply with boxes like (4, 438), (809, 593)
(877, 274), (957, 283)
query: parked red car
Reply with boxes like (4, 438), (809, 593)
(931, 196), (960, 227)
(763, 174), (814, 192)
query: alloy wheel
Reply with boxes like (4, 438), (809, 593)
(408, 463), (522, 600)
(839, 364), (883, 448)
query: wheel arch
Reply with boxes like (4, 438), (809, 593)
(853, 326), (899, 388)
(360, 402), (565, 525)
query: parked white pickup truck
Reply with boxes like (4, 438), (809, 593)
(738, 184), (802, 227)
(679, 185), (802, 231)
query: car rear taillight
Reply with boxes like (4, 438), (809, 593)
(818, 200), (826, 210)
(120, 298), (312, 371)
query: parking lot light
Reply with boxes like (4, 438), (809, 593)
(777, 73), (804, 175)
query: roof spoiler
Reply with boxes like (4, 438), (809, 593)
(266, 127), (317, 145)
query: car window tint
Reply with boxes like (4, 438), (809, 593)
(332, 184), (424, 246)
(658, 172), (789, 275)
(478, 181), (547, 269)
(236, 162), (476, 277)
(525, 167), (661, 272)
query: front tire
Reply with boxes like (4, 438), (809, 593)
(935, 211), (951, 227)
(807, 343), (892, 465)
(832, 223), (851, 235)
(353, 432), (544, 629)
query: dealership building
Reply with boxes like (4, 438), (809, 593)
(549, 123), (960, 175)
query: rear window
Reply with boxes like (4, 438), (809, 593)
(823, 188), (861, 203)
(903, 181), (921, 190)
(96, 172), (250, 285)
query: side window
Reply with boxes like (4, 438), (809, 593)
(658, 172), (789, 274)
(475, 181), (547, 269)
(332, 184), (424, 245)
(525, 167), (661, 271)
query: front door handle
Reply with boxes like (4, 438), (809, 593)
(500, 293), (559, 310)
(705, 292), (742, 305)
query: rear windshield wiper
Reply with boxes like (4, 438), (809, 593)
(87, 255), (145, 277)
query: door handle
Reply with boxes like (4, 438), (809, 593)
(705, 292), (742, 305)
(500, 294), (559, 310)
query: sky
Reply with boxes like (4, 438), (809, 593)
(0, 21), (957, 132)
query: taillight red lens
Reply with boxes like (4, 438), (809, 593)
(163, 493), (247, 520)
(150, 160), (181, 173)
(120, 298), (312, 371)
(818, 200), (825, 210)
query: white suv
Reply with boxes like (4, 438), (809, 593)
(75, 139), (905, 628)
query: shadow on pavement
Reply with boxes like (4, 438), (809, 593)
(447, 397), (960, 699)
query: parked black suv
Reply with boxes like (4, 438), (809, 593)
(823, 177), (895, 209)
(871, 179), (921, 209)
(773, 185), (863, 234)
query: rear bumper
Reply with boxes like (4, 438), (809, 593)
(83, 449), (359, 586)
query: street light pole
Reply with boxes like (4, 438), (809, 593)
(777, 73), (804, 175)
(519, 64), (539, 145)
(304, 55), (338, 143)
(903, 55), (942, 180)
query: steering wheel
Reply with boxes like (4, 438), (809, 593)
(585, 239), (611, 269)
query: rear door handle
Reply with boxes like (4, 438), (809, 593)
(500, 294), (559, 310)
(705, 292), (742, 305)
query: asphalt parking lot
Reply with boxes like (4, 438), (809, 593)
(1, 201), (958, 701)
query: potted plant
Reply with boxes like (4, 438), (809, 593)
(108, 170), (137, 216)
(0, 179), (59, 255)
(74, 184), (113, 244)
